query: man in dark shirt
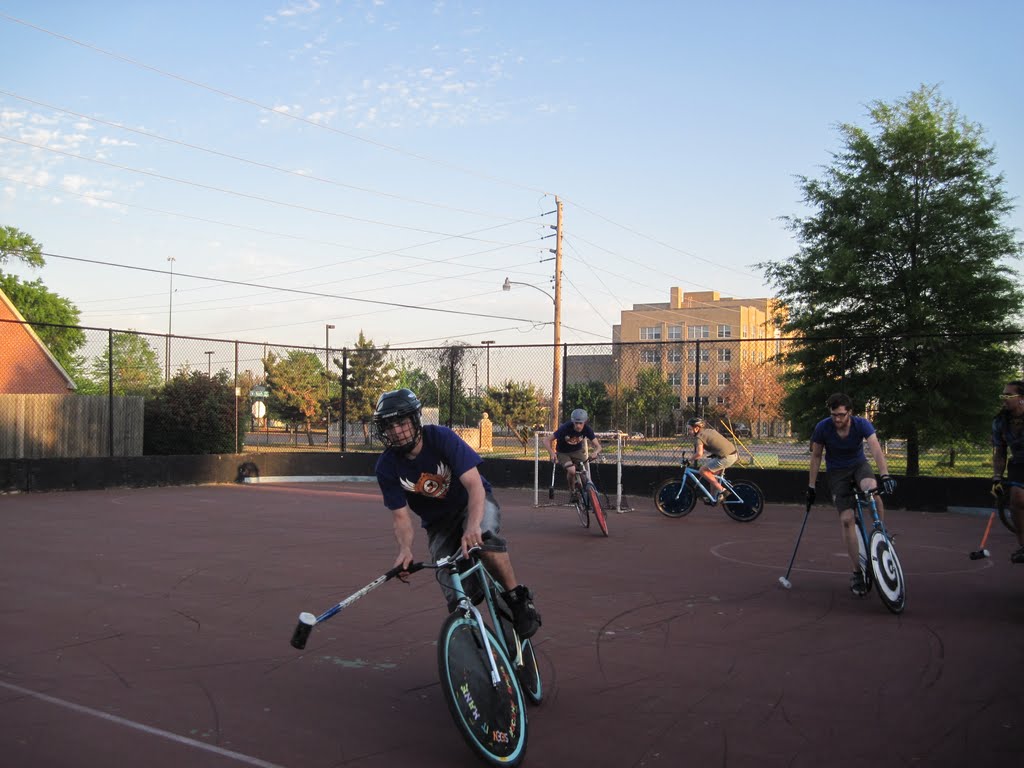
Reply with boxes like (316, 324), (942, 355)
(992, 380), (1024, 563)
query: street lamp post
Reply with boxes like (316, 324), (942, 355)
(165, 256), (175, 382)
(205, 350), (214, 377)
(502, 276), (561, 429)
(325, 324), (335, 445)
(472, 363), (479, 397)
(481, 340), (495, 392)
(757, 402), (766, 439)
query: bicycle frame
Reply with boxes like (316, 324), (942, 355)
(676, 460), (738, 503)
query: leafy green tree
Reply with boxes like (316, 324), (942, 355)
(345, 331), (396, 443)
(761, 85), (1024, 475)
(82, 332), (163, 396)
(622, 367), (676, 437)
(144, 370), (237, 454)
(393, 361), (439, 406)
(0, 227), (87, 382)
(482, 380), (547, 453)
(265, 349), (325, 445)
(562, 381), (612, 430)
(0, 226), (45, 268)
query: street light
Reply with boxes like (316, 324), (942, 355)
(205, 350), (214, 376)
(472, 363), (479, 397)
(165, 256), (175, 382)
(481, 340), (495, 392)
(502, 276), (561, 429)
(325, 324), (335, 445)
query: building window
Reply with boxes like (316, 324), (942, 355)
(687, 372), (709, 386)
(717, 348), (732, 362)
(686, 396), (710, 405)
(667, 349), (682, 362)
(640, 349), (659, 364)
(688, 325), (709, 339)
(716, 396), (732, 406)
(640, 327), (661, 340)
(668, 325), (682, 340)
(687, 348), (710, 362)
(667, 373), (681, 387)
(718, 372), (731, 385)
(717, 324), (732, 338)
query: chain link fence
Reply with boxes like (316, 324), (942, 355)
(1, 317), (1020, 477)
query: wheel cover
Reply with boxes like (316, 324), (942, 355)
(870, 531), (905, 612)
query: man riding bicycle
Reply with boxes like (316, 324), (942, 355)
(686, 417), (738, 504)
(549, 408), (602, 500)
(373, 388), (541, 638)
(992, 379), (1024, 564)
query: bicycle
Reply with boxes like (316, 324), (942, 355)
(653, 455), (764, 522)
(852, 487), (906, 614)
(996, 479), (1022, 534)
(564, 457), (609, 536)
(290, 538), (541, 767)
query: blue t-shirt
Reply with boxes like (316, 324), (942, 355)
(991, 412), (1024, 465)
(552, 421), (596, 454)
(810, 415), (876, 471)
(375, 425), (492, 528)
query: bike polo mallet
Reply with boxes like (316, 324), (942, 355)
(291, 562), (424, 650)
(779, 498), (813, 589)
(969, 510), (997, 560)
(548, 460), (557, 500)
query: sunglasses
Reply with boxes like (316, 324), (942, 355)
(1000, 393), (1022, 399)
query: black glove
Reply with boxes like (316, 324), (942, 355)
(991, 477), (1004, 499)
(806, 486), (816, 505)
(880, 474), (896, 495)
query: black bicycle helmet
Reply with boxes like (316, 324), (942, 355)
(373, 388), (423, 453)
(570, 408), (588, 424)
(686, 417), (705, 429)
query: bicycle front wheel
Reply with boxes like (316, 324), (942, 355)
(438, 613), (528, 766)
(587, 483), (609, 536)
(870, 529), (906, 614)
(998, 502), (1017, 533)
(654, 479), (696, 518)
(723, 481), (764, 522)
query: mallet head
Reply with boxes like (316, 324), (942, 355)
(968, 549), (990, 560)
(778, 576), (792, 589)
(290, 611), (317, 650)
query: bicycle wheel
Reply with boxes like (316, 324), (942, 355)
(498, 610), (543, 705)
(587, 482), (609, 536)
(437, 613), (528, 766)
(574, 484), (590, 528)
(869, 529), (906, 614)
(723, 481), (764, 522)
(855, 518), (874, 594)
(654, 479), (696, 518)
(998, 502), (1017, 533)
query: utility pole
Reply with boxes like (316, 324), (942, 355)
(551, 196), (563, 431)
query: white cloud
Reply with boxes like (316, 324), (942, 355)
(276, 0), (320, 18)
(100, 137), (138, 147)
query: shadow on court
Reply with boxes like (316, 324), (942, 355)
(0, 482), (1021, 768)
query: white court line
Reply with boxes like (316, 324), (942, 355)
(243, 475), (374, 484)
(0, 680), (288, 768)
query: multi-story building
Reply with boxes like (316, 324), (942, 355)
(609, 288), (786, 435)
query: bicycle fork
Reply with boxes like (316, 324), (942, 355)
(457, 599), (502, 687)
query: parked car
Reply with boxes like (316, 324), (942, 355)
(731, 422), (752, 438)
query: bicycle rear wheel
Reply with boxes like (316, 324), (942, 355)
(855, 518), (874, 594)
(654, 479), (696, 518)
(870, 529), (906, 614)
(438, 613), (528, 766)
(587, 482), (609, 536)
(498, 611), (543, 705)
(723, 481), (764, 522)
(574, 484), (590, 528)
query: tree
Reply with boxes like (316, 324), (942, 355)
(0, 226), (45, 268)
(562, 381), (612, 430)
(144, 370), (237, 455)
(83, 331), (163, 396)
(623, 368), (676, 437)
(265, 349), (325, 444)
(0, 273), (87, 381)
(345, 331), (396, 444)
(761, 85), (1024, 475)
(482, 380), (547, 453)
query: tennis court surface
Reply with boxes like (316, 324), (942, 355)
(1, 481), (1021, 767)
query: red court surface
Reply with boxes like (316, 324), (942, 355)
(1, 482), (1022, 768)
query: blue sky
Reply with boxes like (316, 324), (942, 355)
(1, 0), (1022, 351)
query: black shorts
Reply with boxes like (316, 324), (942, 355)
(827, 462), (874, 512)
(1008, 463), (1024, 485)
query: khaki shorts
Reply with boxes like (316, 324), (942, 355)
(426, 493), (506, 608)
(827, 462), (875, 512)
(703, 453), (738, 472)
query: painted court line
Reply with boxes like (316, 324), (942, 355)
(0, 680), (288, 768)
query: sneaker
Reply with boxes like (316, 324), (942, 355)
(849, 571), (868, 596)
(1011, 547), (1024, 564)
(717, 491), (727, 506)
(503, 585), (542, 639)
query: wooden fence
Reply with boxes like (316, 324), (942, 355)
(0, 394), (144, 459)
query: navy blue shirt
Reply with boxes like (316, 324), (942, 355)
(810, 415), (876, 471)
(552, 421), (596, 454)
(992, 413), (1024, 465)
(375, 425), (492, 528)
